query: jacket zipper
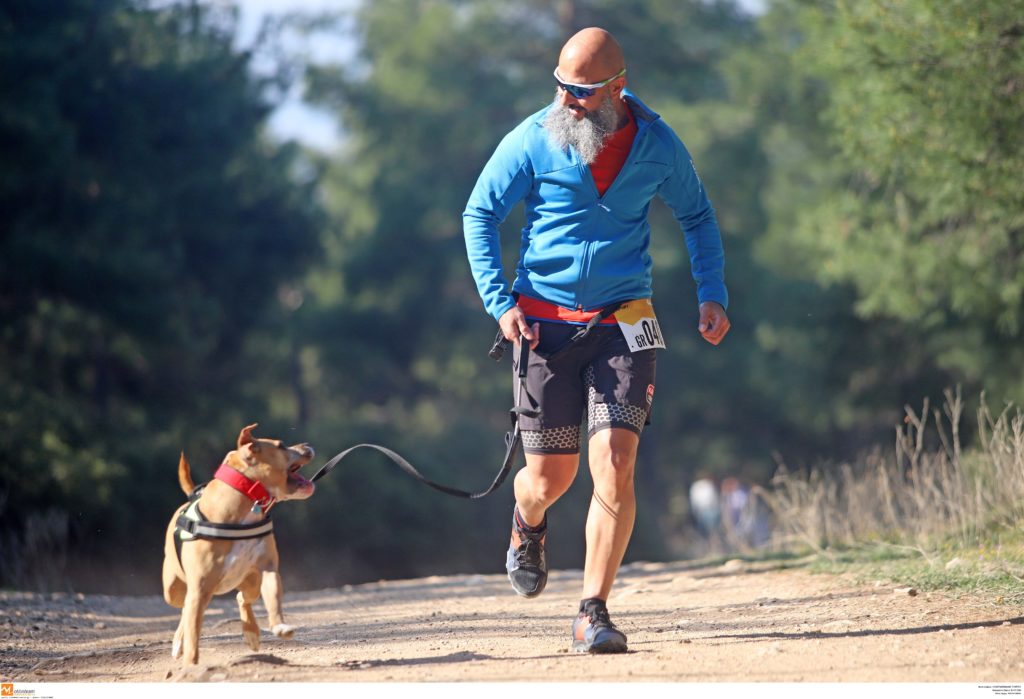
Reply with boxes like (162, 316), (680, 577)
(575, 112), (655, 309)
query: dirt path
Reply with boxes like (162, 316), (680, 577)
(2, 558), (1022, 683)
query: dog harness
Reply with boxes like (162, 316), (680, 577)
(172, 465), (275, 566)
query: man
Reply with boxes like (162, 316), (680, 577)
(463, 27), (730, 654)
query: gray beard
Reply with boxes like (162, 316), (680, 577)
(542, 93), (621, 165)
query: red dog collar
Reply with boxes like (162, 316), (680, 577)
(214, 464), (274, 509)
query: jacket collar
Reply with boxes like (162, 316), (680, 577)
(534, 88), (660, 127)
(621, 89), (660, 123)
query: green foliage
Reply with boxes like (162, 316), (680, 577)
(0, 0), (319, 588)
(774, 0), (1024, 398)
(3, 0), (1020, 593)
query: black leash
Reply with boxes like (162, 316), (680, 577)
(309, 338), (533, 499)
(309, 301), (626, 500)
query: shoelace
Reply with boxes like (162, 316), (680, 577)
(585, 607), (616, 630)
(513, 527), (544, 566)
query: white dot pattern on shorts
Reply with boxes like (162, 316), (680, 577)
(522, 424), (581, 452)
(585, 366), (648, 433)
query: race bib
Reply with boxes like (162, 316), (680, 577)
(614, 299), (666, 352)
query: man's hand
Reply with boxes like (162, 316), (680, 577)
(499, 306), (540, 349)
(698, 301), (730, 346)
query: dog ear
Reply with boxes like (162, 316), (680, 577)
(238, 423), (259, 450)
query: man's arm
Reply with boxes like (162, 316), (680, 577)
(463, 128), (533, 322)
(657, 131), (730, 344)
(656, 131), (728, 311)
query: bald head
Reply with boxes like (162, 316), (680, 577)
(557, 28), (625, 85)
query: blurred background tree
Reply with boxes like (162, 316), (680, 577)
(1, 0), (1019, 592)
(0, 0), (320, 589)
(774, 0), (1024, 399)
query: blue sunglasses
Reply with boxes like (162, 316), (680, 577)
(553, 68), (626, 99)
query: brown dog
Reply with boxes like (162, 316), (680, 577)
(162, 424), (315, 666)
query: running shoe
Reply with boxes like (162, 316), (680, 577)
(505, 507), (547, 598)
(571, 600), (628, 653)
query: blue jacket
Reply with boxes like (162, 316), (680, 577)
(463, 90), (727, 322)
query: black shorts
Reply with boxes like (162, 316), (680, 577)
(511, 321), (656, 455)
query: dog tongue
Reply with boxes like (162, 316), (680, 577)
(287, 471), (315, 495)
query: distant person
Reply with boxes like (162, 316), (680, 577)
(463, 27), (730, 653)
(720, 477), (748, 530)
(721, 476), (770, 549)
(689, 477), (721, 538)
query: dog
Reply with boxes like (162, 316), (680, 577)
(162, 423), (315, 666)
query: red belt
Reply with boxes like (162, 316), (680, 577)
(516, 295), (618, 325)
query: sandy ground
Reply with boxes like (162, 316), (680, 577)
(1, 557), (1022, 684)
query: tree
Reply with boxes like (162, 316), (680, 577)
(0, 0), (320, 589)
(776, 0), (1024, 401)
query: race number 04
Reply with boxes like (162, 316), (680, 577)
(635, 319), (661, 349)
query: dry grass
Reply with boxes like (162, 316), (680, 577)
(755, 387), (1024, 557)
(0, 505), (70, 593)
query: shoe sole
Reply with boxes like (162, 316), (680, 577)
(507, 572), (546, 598)
(571, 638), (628, 654)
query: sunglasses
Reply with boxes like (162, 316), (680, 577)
(553, 68), (626, 99)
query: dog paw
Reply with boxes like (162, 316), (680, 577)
(270, 623), (295, 638)
(171, 638), (183, 659)
(244, 629), (260, 651)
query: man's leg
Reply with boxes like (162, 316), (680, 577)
(507, 321), (585, 598)
(569, 427), (637, 653)
(506, 450), (578, 597)
(582, 427), (638, 600)
(571, 337), (652, 654)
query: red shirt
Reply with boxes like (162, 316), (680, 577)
(589, 109), (637, 196)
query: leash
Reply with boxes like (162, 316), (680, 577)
(309, 338), (534, 499)
(309, 301), (625, 499)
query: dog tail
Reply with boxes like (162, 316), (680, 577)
(178, 452), (196, 495)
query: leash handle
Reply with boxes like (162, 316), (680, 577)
(517, 335), (529, 378)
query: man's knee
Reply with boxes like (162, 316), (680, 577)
(518, 471), (573, 504)
(517, 452), (579, 505)
(588, 428), (638, 488)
